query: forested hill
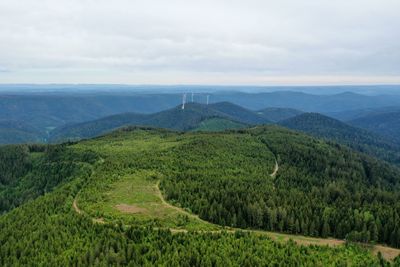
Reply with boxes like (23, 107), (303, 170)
(279, 112), (400, 165)
(328, 106), (400, 121)
(349, 111), (400, 144)
(0, 144), (98, 213)
(48, 102), (266, 142)
(2, 88), (400, 144)
(0, 120), (45, 144)
(1, 126), (400, 265)
(208, 102), (268, 124)
(163, 125), (400, 244)
(256, 107), (304, 122)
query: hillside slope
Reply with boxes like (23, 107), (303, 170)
(279, 113), (400, 165)
(209, 102), (268, 124)
(349, 111), (400, 143)
(3, 89), (400, 144)
(328, 106), (400, 121)
(0, 120), (46, 144)
(211, 91), (400, 112)
(49, 102), (266, 142)
(256, 107), (303, 122)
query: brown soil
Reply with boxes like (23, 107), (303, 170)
(270, 160), (279, 177)
(373, 245), (400, 261)
(115, 204), (147, 214)
(293, 238), (344, 247)
(73, 199), (82, 214)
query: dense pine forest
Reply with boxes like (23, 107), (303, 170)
(349, 111), (400, 144)
(161, 127), (400, 247)
(280, 113), (400, 166)
(1, 126), (400, 266)
(0, 144), (98, 213)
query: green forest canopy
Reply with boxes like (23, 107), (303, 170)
(1, 126), (400, 265)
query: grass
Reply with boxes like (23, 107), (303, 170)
(93, 170), (217, 230)
(74, 129), (218, 230)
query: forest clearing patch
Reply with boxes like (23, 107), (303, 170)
(115, 204), (147, 214)
(373, 245), (400, 261)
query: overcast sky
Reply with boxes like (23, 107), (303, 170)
(0, 0), (399, 85)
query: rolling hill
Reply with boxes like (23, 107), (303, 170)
(349, 111), (400, 144)
(279, 113), (400, 165)
(1, 126), (400, 265)
(49, 102), (267, 142)
(208, 102), (268, 124)
(2, 88), (400, 144)
(0, 120), (46, 144)
(211, 91), (400, 112)
(328, 106), (400, 121)
(256, 107), (303, 122)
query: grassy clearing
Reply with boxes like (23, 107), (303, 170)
(92, 170), (217, 230)
(74, 129), (218, 230)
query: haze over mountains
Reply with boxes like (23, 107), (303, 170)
(49, 102), (277, 142)
(349, 112), (400, 144)
(48, 102), (258, 142)
(1, 86), (400, 148)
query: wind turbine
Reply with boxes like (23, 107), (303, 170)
(182, 93), (187, 110)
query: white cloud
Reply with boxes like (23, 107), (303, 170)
(0, 0), (399, 84)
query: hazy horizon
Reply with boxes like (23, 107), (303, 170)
(1, 84), (400, 96)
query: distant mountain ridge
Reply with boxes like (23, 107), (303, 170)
(2, 90), (400, 144)
(49, 102), (268, 142)
(211, 91), (400, 112)
(328, 106), (400, 121)
(2, 89), (400, 145)
(209, 102), (268, 124)
(256, 107), (303, 122)
(0, 120), (46, 144)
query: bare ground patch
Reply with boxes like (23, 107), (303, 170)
(73, 199), (82, 214)
(115, 204), (147, 214)
(373, 245), (400, 261)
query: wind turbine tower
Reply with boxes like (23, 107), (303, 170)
(182, 93), (187, 110)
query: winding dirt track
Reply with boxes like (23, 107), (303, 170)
(155, 181), (206, 222)
(154, 157), (278, 222)
(271, 160), (279, 177)
(72, 199), (82, 214)
(72, 185), (400, 261)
